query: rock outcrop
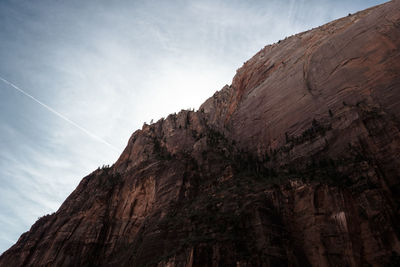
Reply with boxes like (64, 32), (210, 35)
(1, 1), (400, 266)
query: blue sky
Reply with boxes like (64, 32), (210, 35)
(0, 0), (387, 254)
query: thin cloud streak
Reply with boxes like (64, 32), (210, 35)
(0, 76), (119, 152)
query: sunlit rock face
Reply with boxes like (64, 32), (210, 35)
(1, 1), (400, 266)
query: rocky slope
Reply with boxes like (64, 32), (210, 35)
(1, 1), (400, 266)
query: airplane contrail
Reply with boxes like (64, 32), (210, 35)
(0, 76), (119, 152)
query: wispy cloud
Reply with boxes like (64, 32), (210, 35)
(0, 76), (118, 151)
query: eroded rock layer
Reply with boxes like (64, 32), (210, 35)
(1, 1), (400, 266)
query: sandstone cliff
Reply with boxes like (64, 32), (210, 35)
(1, 1), (400, 266)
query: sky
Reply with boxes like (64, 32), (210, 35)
(0, 0), (387, 254)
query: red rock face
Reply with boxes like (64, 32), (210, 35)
(1, 1), (400, 266)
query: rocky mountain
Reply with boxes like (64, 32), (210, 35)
(1, 1), (400, 266)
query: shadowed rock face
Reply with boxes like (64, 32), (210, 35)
(1, 1), (400, 266)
